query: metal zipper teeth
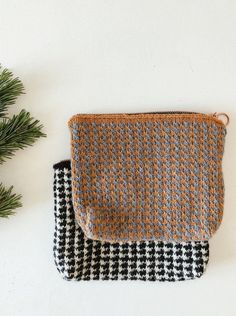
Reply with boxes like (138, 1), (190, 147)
(125, 111), (229, 126)
(126, 111), (197, 115)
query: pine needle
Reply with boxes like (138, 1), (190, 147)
(0, 184), (22, 218)
(0, 65), (46, 218)
(0, 109), (46, 163)
(0, 65), (24, 117)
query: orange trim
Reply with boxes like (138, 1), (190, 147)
(68, 113), (225, 127)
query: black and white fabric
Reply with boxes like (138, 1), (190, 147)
(53, 160), (209, 281)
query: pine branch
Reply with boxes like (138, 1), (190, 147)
(0, 184), (22, 218)
(0, 65), (24, 118)
(0, 109), (46, 163)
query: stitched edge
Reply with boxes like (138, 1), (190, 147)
(68, 113), (225, 127)
(53, 160), (71, 170)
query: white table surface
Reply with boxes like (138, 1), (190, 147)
(0, 1), (236, 315)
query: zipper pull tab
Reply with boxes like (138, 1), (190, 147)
(212, 112), (230, 126)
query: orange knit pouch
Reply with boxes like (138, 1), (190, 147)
(68, 112), (227, 243)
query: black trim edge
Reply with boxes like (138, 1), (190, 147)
(53, 160), (71, 170)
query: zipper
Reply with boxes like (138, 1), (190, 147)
(212, 112), (230, 126)
(126, 111), (196, 115)
(126, 111), (229, 126)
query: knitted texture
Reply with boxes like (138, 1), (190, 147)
(53, 160), (209, 281)
(68, 113), (226, 243)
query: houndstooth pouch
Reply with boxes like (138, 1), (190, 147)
(68, 112), (227, 243)
(53, 160), (209, 281)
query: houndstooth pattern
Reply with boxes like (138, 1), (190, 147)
(69, 113), (226, 243)
(53, 160), (209, 281)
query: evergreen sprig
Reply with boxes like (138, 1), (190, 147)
(0, 109), (46, 164)
(0, 184), (22, 218)
(0, 65), (24, 117)
(0, 65), (46, 218)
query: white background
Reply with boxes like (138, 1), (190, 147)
(0, 1), (236, 315)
